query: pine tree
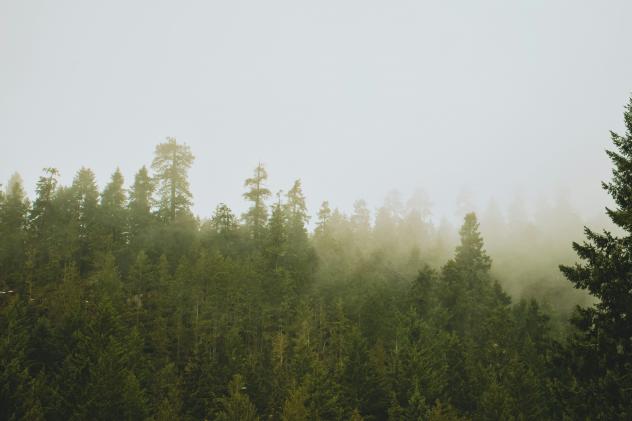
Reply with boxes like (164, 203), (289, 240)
(30, 168), (59, 235)
(440, 212), (497, 337)
(211, 203), (238, 235)
(454, 212), (491, 272)
(151, 137), (195, 222)
(315, 201), (332, 238)
(152, 363), (183, 420)
(242, 163), (271, 240)
(216, 374), (260, 421)
(286, 179), (309, 234)
(28, 168), (60, 281)
(100, 168), (127, 252)
(559, 97), (632, 418)
(71, 167), (100, 274)
(267, 193), (288, 270)
(127, 166), (155, 245)
(281, 385), (308, 421)
(0, 173), (29, 290)
(406, 383), (430, 420)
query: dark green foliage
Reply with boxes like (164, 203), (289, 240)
(0, 174), (29, 291)
(70, 167), (100, 274)
(1, 119), (628, 420)
(128, 165), (156, 249)
(100, 168), (127, 259)
(558, 97), (632, 419)
(216, 374), (259, 421)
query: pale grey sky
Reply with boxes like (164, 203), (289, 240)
(1, 0), (631, 223)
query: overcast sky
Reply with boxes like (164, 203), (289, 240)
(1, 0), (631, 223)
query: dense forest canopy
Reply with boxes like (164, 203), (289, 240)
(2, 101), (632, 420)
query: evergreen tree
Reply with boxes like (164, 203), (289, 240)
(100, 168), (127, 253)
(281, 385), (309, 421)
(242, 163), (272, 240)
(315, 201), (332, 238)
(286, 179), (309, 234)
(211, 203), (238, 235)
(453, 212), (491, 272)
(71, 167), (100, 274)
(30, 168), (59, 235)
(28, 168), (60, 282)
(0, 135), (587, 419)
(151, 137), (195, 221)
(267, 193), (288, 270)
(439, 212), (497, 337)
(0, 173), (29, 290)
(127, 166), (155, 245)
(216, 374), (260, 421)
(559, 97), (632, 419)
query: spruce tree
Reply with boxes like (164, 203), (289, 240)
(267, 194), (288, 270)
(0, 173), (29, 290)
(559, 97), (632, 418)
(100, 168), (127, 250)
(127, 166), (155, 244)
(28, 168), (60, 271)
(71, 167), (100, 274)
(286, 179), (309, 234)
(440, 212), (497, 336)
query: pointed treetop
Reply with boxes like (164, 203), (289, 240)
(454, 212), (491, 272)
(603, 98), (632, 230)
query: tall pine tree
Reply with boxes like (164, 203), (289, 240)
(559, 97), (632, 419)
(151, 137), (195, 222)
(242, 163), (271, 241)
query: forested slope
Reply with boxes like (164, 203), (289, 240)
(2, 99), (632, 420)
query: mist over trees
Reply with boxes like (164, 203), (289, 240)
(1, 99), (632, 420)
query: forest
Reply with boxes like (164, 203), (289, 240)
(1, 99), (632, 421)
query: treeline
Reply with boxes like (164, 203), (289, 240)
(2, 96), (632, 420)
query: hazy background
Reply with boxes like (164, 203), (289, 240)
(2, 0), (631, 224)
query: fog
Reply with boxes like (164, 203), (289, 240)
(2, 0), (631, 225)
(4, 3), (632, 417)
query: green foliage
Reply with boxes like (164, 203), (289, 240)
(0, 173), (29, 290)
(151, 137), (195, 221)
(558, 97), (632, 419)
(243, 163), (272, 240)
(2, 124), (628, 420)
(281, 385), (308, 421)
(216, 374), (260, 421)
(100, 168), (127, 256)
(128, 165), (155, 245)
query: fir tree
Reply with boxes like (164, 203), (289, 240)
(0, 173), (29, 290)
(128, 166), (155, 240)
(559, 97), (632, 419)
(71, 167), (100, 274)
(100, 168), (127, 252)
